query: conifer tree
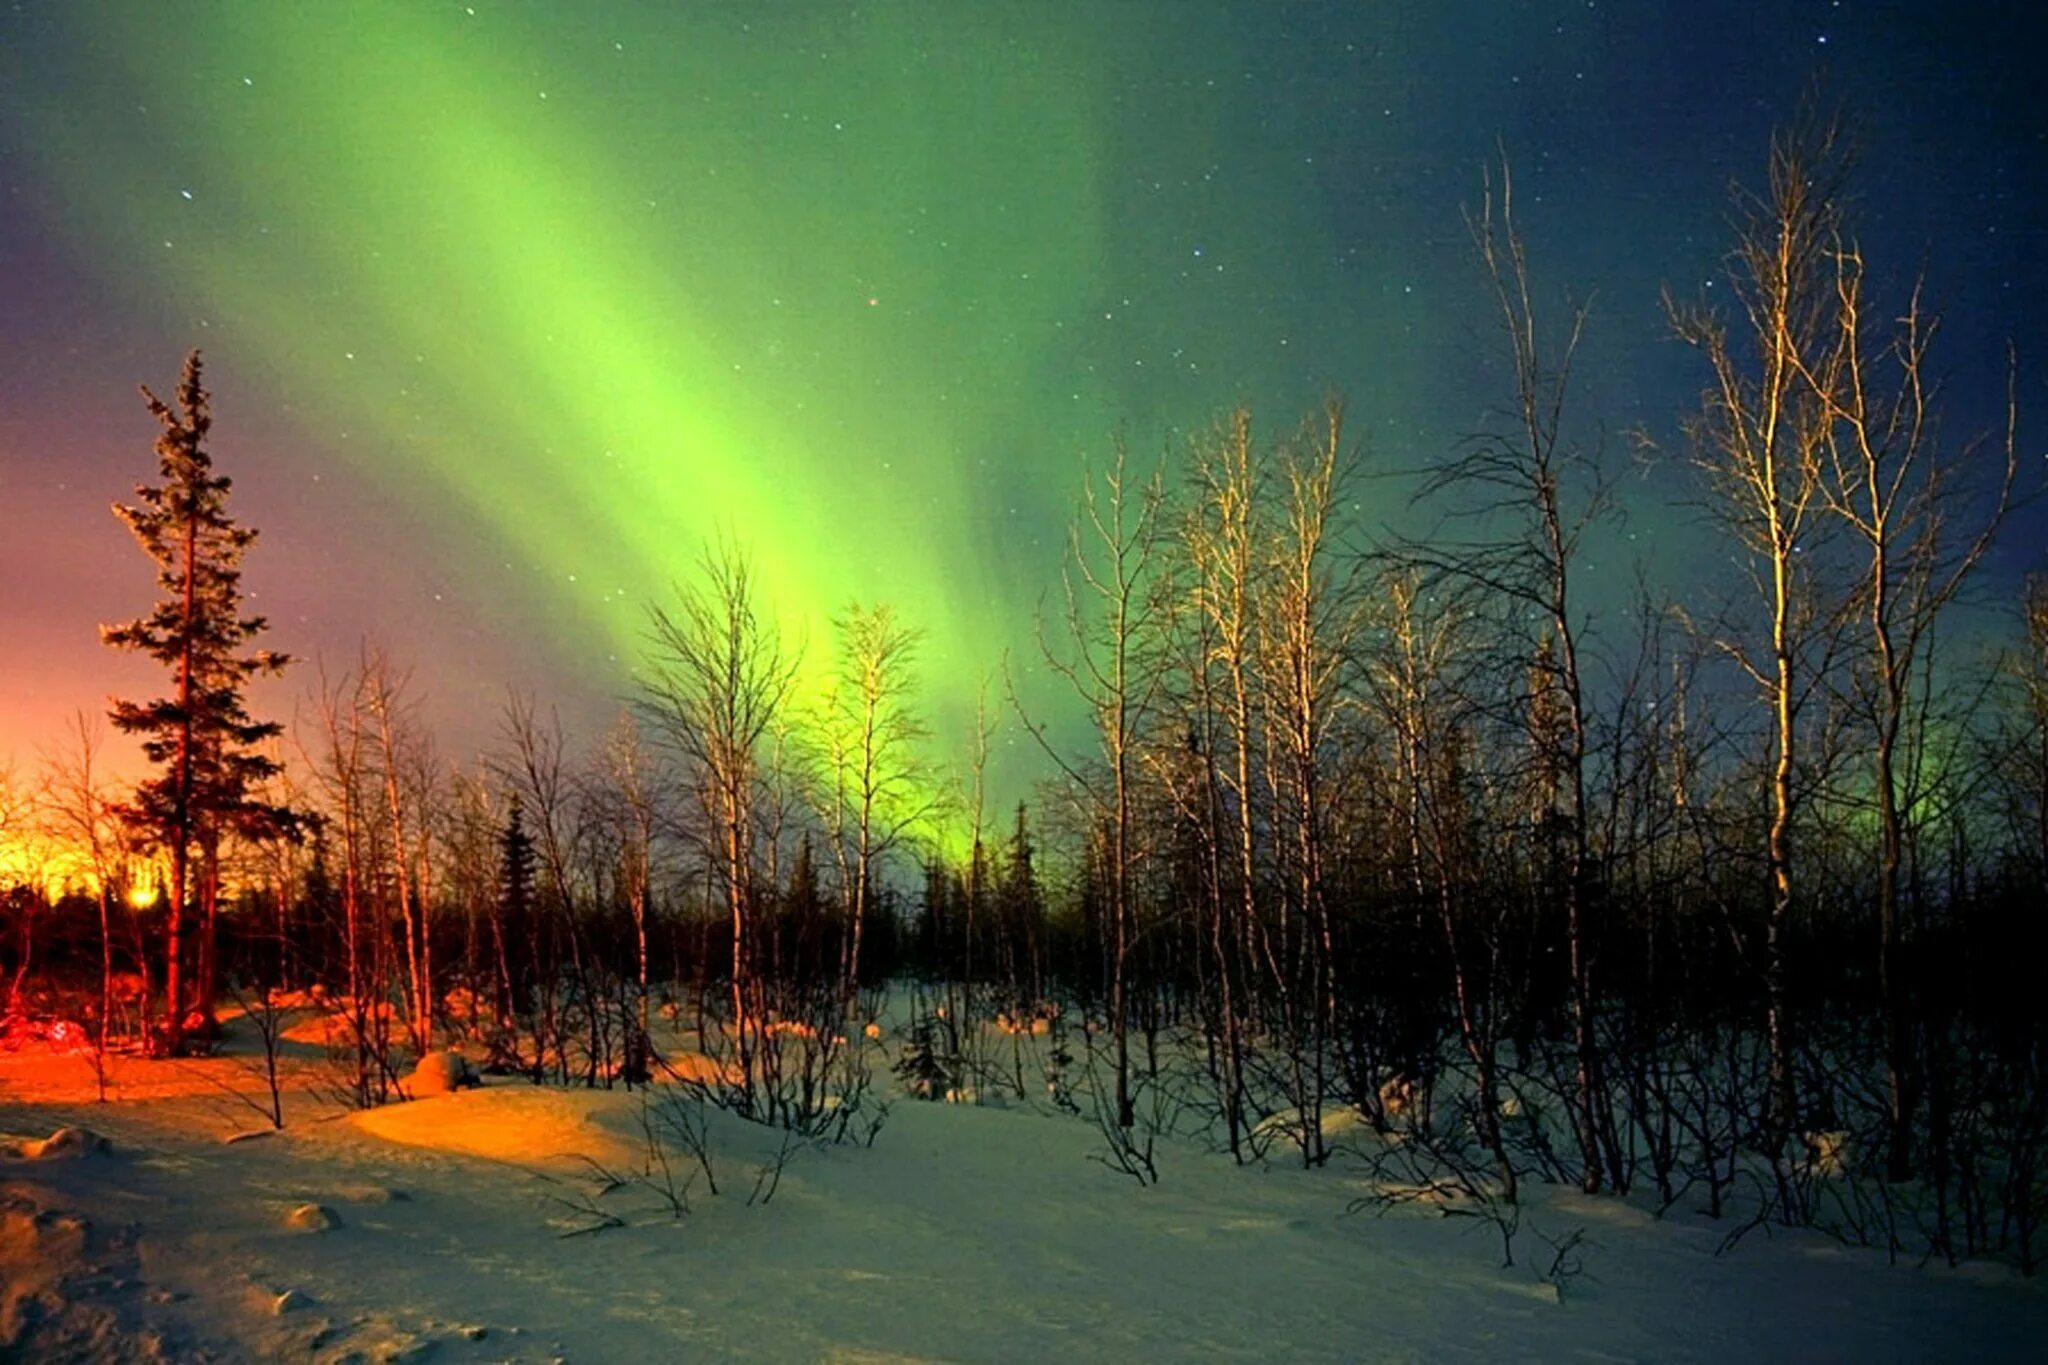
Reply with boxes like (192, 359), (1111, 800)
(996, 802), (1044, 1008)
(497, 793), (537, 1029)
(103, 351), (291, 1052)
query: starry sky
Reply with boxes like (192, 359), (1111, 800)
(0, 1), (2042, 814)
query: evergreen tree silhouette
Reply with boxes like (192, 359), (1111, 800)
(103, 351), (292, 1053)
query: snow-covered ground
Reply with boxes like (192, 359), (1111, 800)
(3, 1015), (2041, 1362)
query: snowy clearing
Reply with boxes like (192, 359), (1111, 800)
(2, 1016), (2042, 1363)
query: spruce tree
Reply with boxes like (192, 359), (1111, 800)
(497, 794), (537, 1025)
(103, 351), (291, 1053)
(997, 803), (1044, 1008)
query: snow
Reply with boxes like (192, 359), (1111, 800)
(406, 1049), (481, 1097)
(351, 1088), (644, 1172)
(1, 1124), (108, 1161)
(2, 1013), (2042, 1361)
(282, 1202), (342, 1233)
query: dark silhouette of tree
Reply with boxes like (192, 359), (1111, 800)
(103, 350), (292, 1053)
(498, 793), (537, 1037)
(996, 802), (1045, 1009)
(1405, 158), (1613, 1191)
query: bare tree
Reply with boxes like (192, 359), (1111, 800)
(500, 693), (597, 1083)
(940, 675), (999, 1079)
(642, 541), (801, 1114)
(365, 649), (437, 1057)
(0, 765), (22, 862)
(1259, 400), (1361, 1166)
(822, 603), (932, 1016)
(303, 661), (390, 1105)
(599, 710), (660, 1078)
(0, 763), (43, 1021)
(1667, 114), (1848, 1173)
(1993, 581), (2048, 896)
(1182, 406), (1265, 1159)
(1364, 568), (1519, 1201)
(1414, 157), (1613, 1190)
(440, 765), (507, 1045)
(39, 714), (125, 1092)
(1018, 439), (1169, 1130)
(1808, 247), (2016, 1179)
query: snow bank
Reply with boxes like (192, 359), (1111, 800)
(407, 1049), (481, 1096)
(1252, 1104), (1373, 1149)
(1803, 1129), (1852, 1178)
(0, 1126), (109, 1161)
(281, 1202), (340, 1232)
(349, 1086), (640, 1170)
(1, 1197), (98, 1354)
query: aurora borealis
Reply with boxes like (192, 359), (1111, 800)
(1, 2), (2042, 807)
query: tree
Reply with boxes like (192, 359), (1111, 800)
(1667, 116), (1848, 1174)
(598, 709), (660, 1075)
(1020, 439), (1169, 1129)
(1260, 400), (1359, 1166)
(642, 541), (801, 1113)
(821, 602), (931, 1015)
(364, 648), (438, 1057)
(499, 693), (589, 1081)
(0, 762), (41, 1021)
(995, 802), (1046, 1009)
(305, 660), (392, 1103)
(39, 713), (125, 1090)
(103, 350), (292, 1053)
(1415, 158), (1613, 1191)
(1808, 242), (2015, 1182)
(1991, 581), (2048, 904)
(498, 792), (538, 1041)
(1363, 567), (1520, 1201)
(1180, 406), (1266, 1160)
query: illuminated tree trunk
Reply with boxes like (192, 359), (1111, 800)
(1266, 401), (1351, 1167)
(1670, 119), (1843, 1178)
(604, 713), (657, 1075)
(195, 834), (222, 1032)
(370, 660), (431, 1057)
(1189, 408), (1261, 1154)
(828, 604), (928, 1021)
(163, 490), (198, 1045)
(45, 714), (121, 1075)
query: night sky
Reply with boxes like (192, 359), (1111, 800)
(2, 1), (2042, 807)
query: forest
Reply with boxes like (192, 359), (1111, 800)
(4, 114), (2044, 1295)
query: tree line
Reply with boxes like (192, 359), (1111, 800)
(2, 113), (2043, 1269)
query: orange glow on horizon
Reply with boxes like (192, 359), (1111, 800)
(0, 831), (162, 907)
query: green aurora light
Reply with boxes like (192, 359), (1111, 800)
(8, 4), (2035, 841)
(1, 1), (1413, 828)
(10, 5), (1098, 676)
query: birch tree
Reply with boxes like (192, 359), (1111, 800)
(643, 542), (800, 1114)
(1668, 116), (1846, 1175)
